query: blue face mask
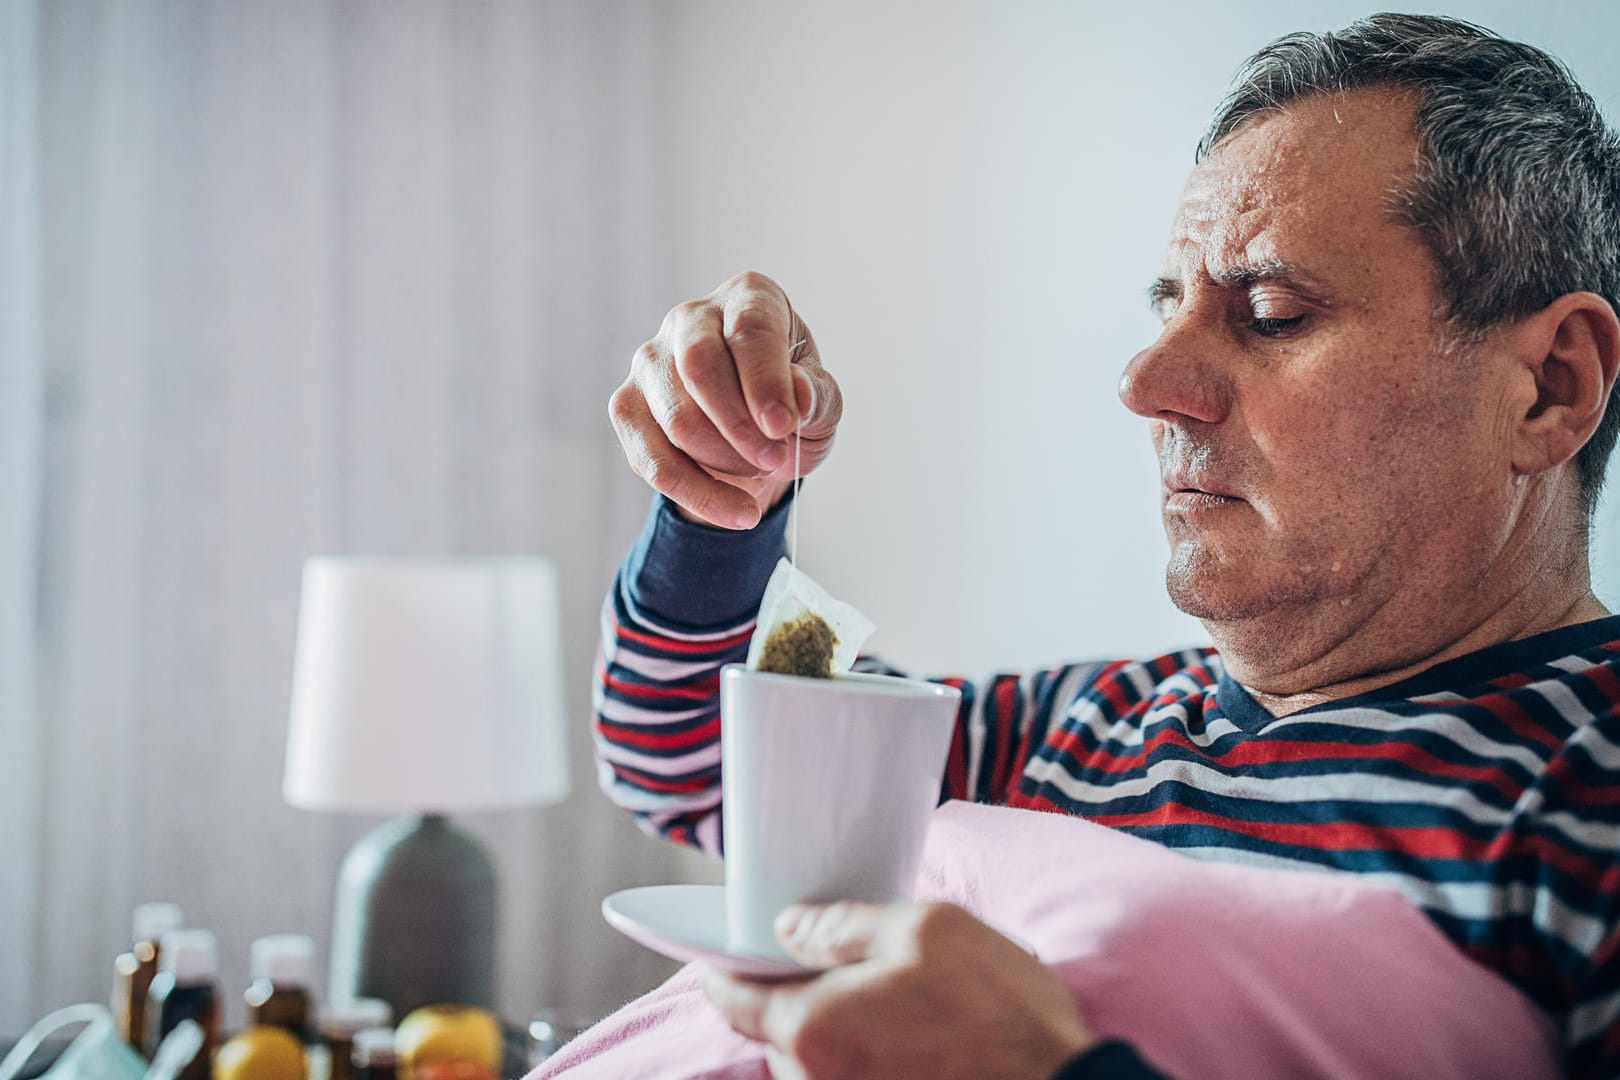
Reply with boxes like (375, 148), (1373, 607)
(0, 1005), (202, 1080)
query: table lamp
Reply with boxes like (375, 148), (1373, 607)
(283, 557), (571, 1019)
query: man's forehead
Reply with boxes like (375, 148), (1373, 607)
(1163, 178), (1288, 280)
(1160, 89), (1421, 281)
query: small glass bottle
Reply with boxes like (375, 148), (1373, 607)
(350, 1028), (397, 1080)
(319, 999), (393, 1080)
(145, 928), (219, 1080)
(112, 902), (183, 1051)
(245, 934), (317, 1041)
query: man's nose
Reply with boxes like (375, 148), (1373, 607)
(1118, 324), (1231, 425)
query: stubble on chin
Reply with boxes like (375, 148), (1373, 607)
(1163, 536), (1348, 625)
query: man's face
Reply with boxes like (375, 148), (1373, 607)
(1121, 89), (1525, 666)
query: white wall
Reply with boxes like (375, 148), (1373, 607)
(648, 1), (1620, 678)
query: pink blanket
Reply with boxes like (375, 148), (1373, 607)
(535, 801), (1559, 1079)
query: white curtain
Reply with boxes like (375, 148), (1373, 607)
(2, 0), (45, 1035)
(6, 0), (717, 1035)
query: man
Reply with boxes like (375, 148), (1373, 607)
(597, 14), (1620, 1079)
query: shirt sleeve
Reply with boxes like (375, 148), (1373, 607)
(1556, 761), (1620, 1078)
(1567, 922), (1620, 1079)
(1526, 698), (1620, 1079)
(593, 494), (791, 853)
(1048, 1041), (1172, 1080)
(593, 494), (1098, 852)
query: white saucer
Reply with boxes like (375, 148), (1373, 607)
(603, 884), (1039, 979)
(602, 884), (821, 980)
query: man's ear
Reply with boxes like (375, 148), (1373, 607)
(1509, 291), (1620, 477)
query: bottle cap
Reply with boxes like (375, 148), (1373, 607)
(251, 934), (316, 986)
(321, 998), (393, 1036)
(350, 1027), (396, 1066)
(134, 902), (184, 946)
(158, 929), (217, 983)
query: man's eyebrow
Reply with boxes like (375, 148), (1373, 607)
(1147, 276), (1180, 310)
(1147, 259), (1329, 309)
(1207, 258), (1310, 288)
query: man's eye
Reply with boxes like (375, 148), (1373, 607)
(1251, 316), (1304, 337)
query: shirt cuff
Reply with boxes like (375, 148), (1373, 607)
(1048, 1040), (1170, 1080)
(623, 492), (795, 630)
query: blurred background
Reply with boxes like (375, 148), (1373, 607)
(3, 0), (1618, 1041)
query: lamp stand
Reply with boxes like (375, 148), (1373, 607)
(329, 813), (497, 1018)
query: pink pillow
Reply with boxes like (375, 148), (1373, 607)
(535, 801), (1559, 1079)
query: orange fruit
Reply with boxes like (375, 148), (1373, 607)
(213, 1026), (307, 1080)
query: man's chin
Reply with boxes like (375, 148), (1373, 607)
(1165, 564), (1304, 623)
(1166, 554), (1369, 633)
(1166, 576), (1246, 621)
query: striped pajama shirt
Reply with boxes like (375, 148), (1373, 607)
(594, 495), (1620, 1077)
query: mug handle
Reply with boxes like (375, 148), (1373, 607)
(143, 1021), (203, 1080)
(0, 1004), (110, 1080)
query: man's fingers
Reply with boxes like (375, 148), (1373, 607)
(763, 1046), (806, 1080)
(670, 309), (790, 474)
(701, 970), (809, 1048)
(701, 971), (768, 1041)
(608, 385), (762, 529)
(720, 273), (799, 441)
(774, 902), (889, 968)
(639, 352), (767, 479)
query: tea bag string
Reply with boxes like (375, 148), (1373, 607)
(787, 338), (808, 569)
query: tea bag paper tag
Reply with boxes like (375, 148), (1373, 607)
(747, 557), (875, 675)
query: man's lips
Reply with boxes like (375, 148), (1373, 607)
(1165, 489), (1243, 512)
(1162, 475), (1246, 512)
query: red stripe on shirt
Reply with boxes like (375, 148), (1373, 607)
(606, 762), (716, 794)
(988, 677), (1017, 797)
(1087, 806), (1486, 859)
(1063, 725), (1523, 803)
(597, 715), (720, 751)
(942, 677), (969, 800)
(612, 616), (755, 655)
(602, 672), (721, 702)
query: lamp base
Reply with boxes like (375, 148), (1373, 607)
(329, 814), (497, 1018)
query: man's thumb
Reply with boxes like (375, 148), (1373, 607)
(774, 901), (883, 967)
(791, 366), (840, 439)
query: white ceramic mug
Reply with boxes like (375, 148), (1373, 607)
(720, 663), (961, 958)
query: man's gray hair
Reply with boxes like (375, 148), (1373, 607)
(1200, 13), (1620, 515)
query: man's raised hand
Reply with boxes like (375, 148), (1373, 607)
(610, 271), (843, 529)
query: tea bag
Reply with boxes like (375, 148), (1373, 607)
(746, 355), (875, 677)
(747, 557), (875, 678)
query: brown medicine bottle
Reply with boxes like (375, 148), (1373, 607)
(319, 999), (393, 1080)
(244, 934), (317, 1041)
(350, 1027), (397, 1080)
(112, 902), (183, 1051)
(145, 929), (220, 1080)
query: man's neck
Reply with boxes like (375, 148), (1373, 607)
(1235, 589), (1610, 718)
(1208, 471), (1614, 717)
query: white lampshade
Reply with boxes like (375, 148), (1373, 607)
(283, 557), (571, 813)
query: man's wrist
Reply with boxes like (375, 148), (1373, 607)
(667, 479), (795, 528)
(623, 491), (795, 629)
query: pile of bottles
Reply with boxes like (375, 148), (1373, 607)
(111, 903), (503, 1080)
